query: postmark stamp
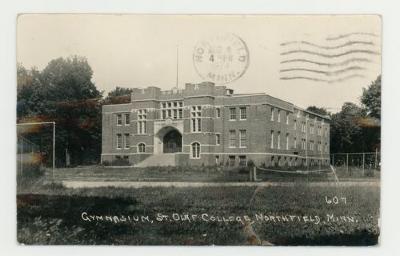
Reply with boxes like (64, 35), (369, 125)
(193, 33), (250, 84)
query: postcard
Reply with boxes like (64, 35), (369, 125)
(16, 14), (381, 245)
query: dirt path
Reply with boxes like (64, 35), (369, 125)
(62, 180), (380, 189)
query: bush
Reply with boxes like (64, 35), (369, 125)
(111, 158), (130, 166)
(20, 163), (44, 179)
(102, 160), (111, 166)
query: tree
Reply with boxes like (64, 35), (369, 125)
(330, 103), (366, 153)
(329, 75), (381, 153)
(361, 75), (381, 119)
(17, 64), (44, 117)
(104, 87), (133, 104)
(17, 56), (103, 166)
(306, 106), (329, 116)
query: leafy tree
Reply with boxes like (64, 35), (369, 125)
(329, 75), (381, 153)
(104, 87), (133, 104)
(306, 106), (329, 116)
(17, 56), (103, 166)
(361, 75), (381, 119)
(330, 103), (366, 153)
(17, 65), (44, 117)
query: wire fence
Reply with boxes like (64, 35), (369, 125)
(252, 151), (380, 181)
(330, 152), (380, 177)
(17, 122), (55, 192)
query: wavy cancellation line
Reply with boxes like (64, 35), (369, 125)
(326, 32), (379, 41)
(280, 66), (366, 76)
(280, 49), (380, 58)
(280, 40), (375, 50)
(280, 74), (366, 83)
(280, 58), (373, 67)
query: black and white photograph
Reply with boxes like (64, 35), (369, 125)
(15, 14), (382, 246)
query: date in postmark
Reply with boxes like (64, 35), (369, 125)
(193, 33), (250, 84)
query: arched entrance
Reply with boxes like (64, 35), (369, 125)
(163, 130), (182, 153)
(154, 126), (183, 154)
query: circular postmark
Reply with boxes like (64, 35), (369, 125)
(193, 33), (250, 84)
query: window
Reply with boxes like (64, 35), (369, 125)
(294, 137), (297, 149)
(270, 107), (274, 121)
(215, 155), (220, 165)
(160, 101), (183, 119)
(116, 134), (122, 149)
(302, 122), (306, 133)
(310, 140), (314, 151)
(277, 131), (281, 149)
(271, 156), (275, 166)
(286, 133), (289, 150)
(229, 155), (236, 166)
(229, 108), (236, 120)
(125, 113), (130, 125)
(239, 130), (247, 148)
(216, 134), (221, 145)
(318, 141), (322, 152)
(286, 112), (289, 124)
(240, 107), (247, 120)
(191, 142), (200, 159)
(270, 130), (274, 149)
(302, 139), (306, 150)
(294, 119), (297, 130)
(124, 133), (130, 149)
(138, 143), (146, 153)
(277, 110), (281, 122)
(216, 108), (221, 118)
(191, 106), (202, 132)
(137, 109), (147, 134)
(116, 114), (122, 125)
(239, 155), (247, 166)
(229, 130), (236, 148)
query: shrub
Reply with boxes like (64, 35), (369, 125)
(101, 160), (111, 166)
(111, 158), (130, 166)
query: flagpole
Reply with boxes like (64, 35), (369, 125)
(176, 45), (179, 89)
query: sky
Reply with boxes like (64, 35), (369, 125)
(17, 14), (381, 112)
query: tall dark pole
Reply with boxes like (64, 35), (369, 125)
(176, 45), (179, 89)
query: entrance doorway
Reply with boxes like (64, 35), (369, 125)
(162, 129), (182, 153)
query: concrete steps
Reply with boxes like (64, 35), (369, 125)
(135, 154), (176, 167)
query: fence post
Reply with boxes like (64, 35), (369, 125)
(362, 153), (365, 176)
(332, 154), (335, 166)
(346, 153), (349, 175)
(375, 149), (378, 169)
(253, 166), (257, 182)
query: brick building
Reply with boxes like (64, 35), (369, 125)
(101, 82), (330, 167)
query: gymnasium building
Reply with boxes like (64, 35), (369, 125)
(101, 82), (330, 167)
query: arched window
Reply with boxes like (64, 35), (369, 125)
(191, 142), (200, 159)
(138, 143), (146, 153)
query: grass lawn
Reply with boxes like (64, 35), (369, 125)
(17, 182), (380, 245)
(47, 165), (380, 183)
